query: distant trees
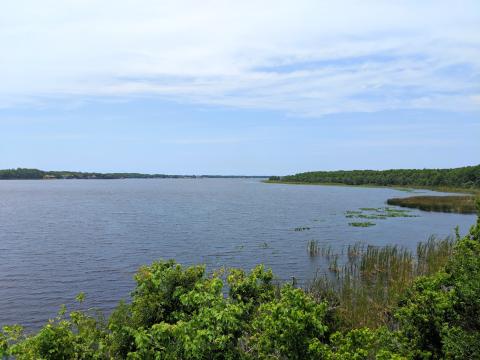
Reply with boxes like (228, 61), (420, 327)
(0, 168), (176, 180)
(269, 165), (480, 189)
(0, 168), (45, 179)
(0, 168), (265, 180)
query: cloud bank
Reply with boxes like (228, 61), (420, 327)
(1, 0), (479, 115)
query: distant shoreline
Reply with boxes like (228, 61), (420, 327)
(264, 180), (478, 214)
(263, 179), (479, 195)
(0, 176), (268, 180)
(0, 168), (268, 180)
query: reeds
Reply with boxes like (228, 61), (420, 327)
(307, 235), (456, 330)
(416, 235), (455, 275)
(387, 195), (476, 214)
(307, 239), (320, 257)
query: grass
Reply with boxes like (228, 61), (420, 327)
(387, 195), (477, 214)
(307, 235), (456, 329)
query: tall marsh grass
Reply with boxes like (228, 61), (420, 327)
(307, 236), (456, 329)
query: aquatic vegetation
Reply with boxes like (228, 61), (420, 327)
(307, 234), (459, 330)
(348, 221), (376, 227)
(320, 244), (334, 258)
(345, 210), (362, 215)
(260, 242), (269, 249)
(387, 195), (477, 214)
(328, 255), (339, 273)
(307, 239), (320, 257)
(345, 206), (418, 223)
(294, 226), (311, 231)
(346, 242), (364, 263)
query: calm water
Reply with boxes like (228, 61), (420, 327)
(0, 179), (476, 329)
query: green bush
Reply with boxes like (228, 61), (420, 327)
(395, 212), (480, 359)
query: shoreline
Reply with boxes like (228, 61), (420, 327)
(263, 180), (479, 195)
(264, 180), (478, 214)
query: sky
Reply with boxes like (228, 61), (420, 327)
(1, 0), (479, 175)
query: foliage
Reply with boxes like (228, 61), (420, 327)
(1, 205), (479, 359)
(270, 164), (480, 189)
(249, 286), (329, 359)
(395, 215), (480, 359)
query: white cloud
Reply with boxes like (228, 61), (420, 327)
(1, 0), (479, 115)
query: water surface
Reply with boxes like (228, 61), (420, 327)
(0, 179), (475, 329)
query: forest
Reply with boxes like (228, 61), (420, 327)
(1, 203), (479, 359)
(269, 165), (480, 189)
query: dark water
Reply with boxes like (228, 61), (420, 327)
(0, 179), (476, 329)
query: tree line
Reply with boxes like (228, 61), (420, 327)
(269, 164), (480, 189)
(0, 168), (266, 180)
(0, 168), (176, 180)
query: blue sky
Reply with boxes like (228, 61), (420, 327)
(1, 1), (479, 175)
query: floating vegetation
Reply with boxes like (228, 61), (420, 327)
(259, 242), (269, 249)
(349, 222), (376, 227)
(344, 206), (418, 222)
(346, 213), (387, 220)
(307, 239), (320, 257)
(294, 226), (311, 232)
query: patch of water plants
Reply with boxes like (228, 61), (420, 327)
(345, 206), (418, 227)
(348, 221), (376, 227)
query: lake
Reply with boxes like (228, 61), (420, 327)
(0, 179), (476, 330)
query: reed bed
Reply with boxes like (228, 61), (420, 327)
(387, 195), (476, 214)
(307, 235), (456, 329)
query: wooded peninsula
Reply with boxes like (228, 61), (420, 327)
(268, 165), (480, 214)
(268, 165), (480, 190)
